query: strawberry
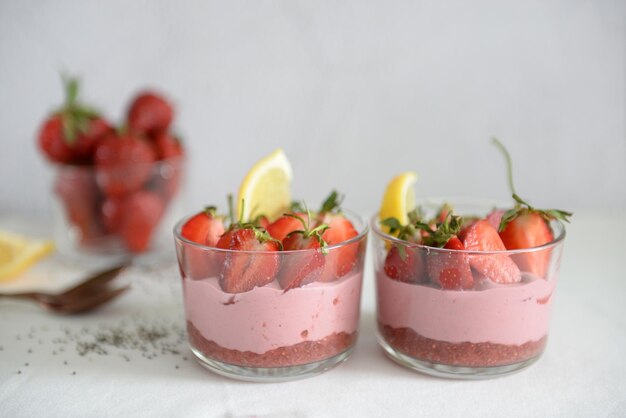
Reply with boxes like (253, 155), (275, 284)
(216, 198), (281, 293)
(254, 215), (270, 229)
(127, 92), (173, 136)
(319, 214), (359, 281)
(37, 78), (111, 164)
(408, 213), (475, 289)
(181, 207), (225, 247)
(153, 132), (184, 160)
(54, 168), (102, 244)
(426, 236), (474, 290)
(71, 117), (114, 163)
(314, 192), (360, 282)
(216, 228), (280, 293)
(94, 132), (157, 197)
(118, 191), (164, 252)
(461, 220), (521, 284)
(381, 211), (427, 283)
(499, 212), (553, 277)
(267, 213), (309, 242)
(159, 157), (183, 201)
(384, 245), (425, 284)
(486, 209), (505, 230)
(278, 214), (328, 290)
(491, 138), (572, 278)
(180, 207), (226, 279)
(38, 116), (74, 164)
(101, 196), (123, 234)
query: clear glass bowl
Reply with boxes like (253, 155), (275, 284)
(51, 156), (185, 266)
(173, 211), (368, 382)
(371, 198), (566, 379)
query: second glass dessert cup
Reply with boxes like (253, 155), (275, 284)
(174, 211), (368, 382)
(371, 199), (566, 379)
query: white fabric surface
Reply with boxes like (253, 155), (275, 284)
(0, 211), (625, 417)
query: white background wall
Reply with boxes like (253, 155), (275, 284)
(1, 0), (624, 219)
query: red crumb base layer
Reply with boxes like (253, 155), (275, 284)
(187, 321), (356, 368)
(380, 324), (546, 368)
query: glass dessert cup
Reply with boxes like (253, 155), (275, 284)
(174, 211), (368, 382)
(51, 156), (185, 267)
(371, 199), (565, 379)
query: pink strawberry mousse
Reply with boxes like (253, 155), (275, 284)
(377, 272), (557, 346)
(183, 271), (362, 354)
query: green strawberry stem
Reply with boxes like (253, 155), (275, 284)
(285, 207), (330, 254)
(63, 76), (79, 108)
(227, 194), (235, 224)
(492, 137), (573, 230)
(491, 137), (517, 196)
(57, 74), (100, 145)
(224, 194), (282, 248)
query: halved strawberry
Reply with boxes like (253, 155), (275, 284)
(181, 207), (225, 247)
(486, 209), (505, 230)
(278, 215), (328, 290)
(461, 220), (521, 284)
(384, 244), (425, 284)
(267, 213), (309, 241)
(216, 228), (280, 293)
(426, 236), (474, 290)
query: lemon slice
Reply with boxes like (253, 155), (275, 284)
(379, 172), (418, 233)
(237, 148), (293, 221)
(0, 230), (54, 282)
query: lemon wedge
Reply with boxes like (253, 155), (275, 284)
(0, 230), (54, 282)
(379, 172), (418, 233)
(237, 148), (293, 221)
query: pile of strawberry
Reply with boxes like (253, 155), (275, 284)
(382, 198), (571, 289)
(180, 192), (361, 293)
(37, 77), (184, 252)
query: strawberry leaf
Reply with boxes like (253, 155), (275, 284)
(421, 213), (463, 248)
(381, 217), (403, 234)
(319, 190), (344, 214)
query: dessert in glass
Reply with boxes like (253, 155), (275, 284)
(373, 141), (572, 378)
(37, 77), (185, 265)
(174, 150), (368, 381)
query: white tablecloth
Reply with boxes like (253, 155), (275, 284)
(1, 212), (625, 417)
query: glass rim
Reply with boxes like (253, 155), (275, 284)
(173, 209), (369, 255)
(370, 212), (566, 255)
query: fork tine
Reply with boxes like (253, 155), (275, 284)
(51, 285), (131, 314)
(59, 264), (129, 300)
